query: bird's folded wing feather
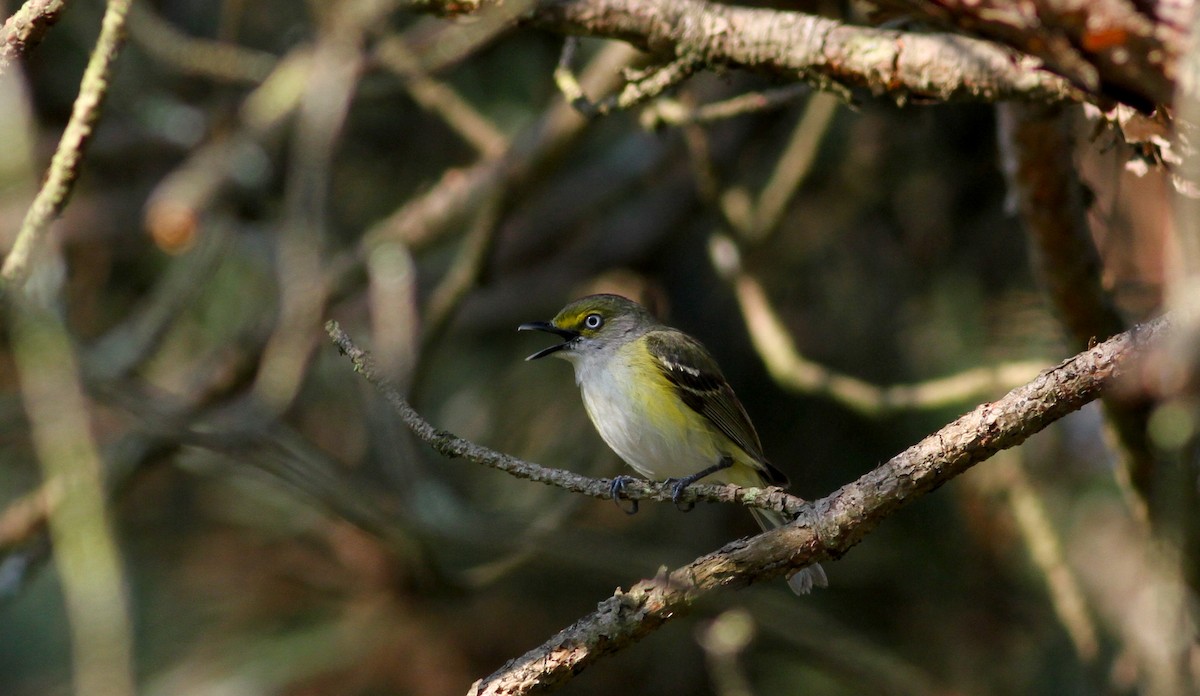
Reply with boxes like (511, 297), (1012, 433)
(645, 330), (788, 486)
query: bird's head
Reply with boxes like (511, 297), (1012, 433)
(518, 294), (656, 361)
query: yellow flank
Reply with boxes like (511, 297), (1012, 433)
(575, 337), (765, 484)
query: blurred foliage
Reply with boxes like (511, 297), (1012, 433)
(0, 1), (1176, 695)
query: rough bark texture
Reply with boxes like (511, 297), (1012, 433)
(0, 0), (69, 76)
(531, 0), (1083, 104)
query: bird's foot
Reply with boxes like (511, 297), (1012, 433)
(665, 478), (696, 512)
(609, 475), (639, 515)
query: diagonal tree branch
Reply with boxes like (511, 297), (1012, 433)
(1, 0), (133, 295)
(326, 313), (1169, 695)
(464, 315), (1170, 695)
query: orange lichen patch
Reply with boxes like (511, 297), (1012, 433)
(1082, 27), (1128, 52)
(145, 199), (198, 254)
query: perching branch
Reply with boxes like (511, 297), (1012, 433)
(326, 314), (1169, 695)
(325, 320), (799, 515)
(465, 315), (1170, 696)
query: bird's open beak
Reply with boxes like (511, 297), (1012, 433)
(518, 321), (579, 360)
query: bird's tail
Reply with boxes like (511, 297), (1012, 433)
(749, 505), (828, 595)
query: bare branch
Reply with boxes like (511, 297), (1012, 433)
(528, 0), (1083, 105)
(373, 36), (509, 158)
(639, 83), (811, 128)
(359, 42), (638, 253)
(0, 0), (70, 77)
(878, 0), (1186, 108)
(1, 0), (132, 295)
(980, 451), (1101, 663)
(325, 319), (799, 515)
(555, 36), (702, 117)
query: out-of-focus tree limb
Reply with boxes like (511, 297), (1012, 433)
(127, 2), (277, 84)
(0, 0), (70, 77)
(977, 451), (1101, 663)
(715, 92), (840, 245)
(252, 14), (363, 413)
(358, 41), (637, 254)
(1, 0), (132, 295)
(876, 0), (1187, 109)
(11, 299), (136, 696)
(997, 102), (1158, 520)
(708, 237), (1047, 415)
(527, 0), (1083, 106)
(463, 316), (1170, 696)
(373, 36), (509, 157)
(997, 104), (1126, 345)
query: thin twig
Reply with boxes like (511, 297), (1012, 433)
(712, 91), (841, 244)
(360, 42), (638, 253)
(749, 91), (840, 241)
(326, 320), (799, 514)
(84, 226), (231, 382)
(640, 83), (811, 129)
(0, 0), (70, 77)
(253, 24), (362, 412)
(555, 36), (701, 117)
(989, 451), (1100, 662)
(2, 0), (133, 295)
(420, 193), (504, 352)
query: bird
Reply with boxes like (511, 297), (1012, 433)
(519, 293), (827, 594)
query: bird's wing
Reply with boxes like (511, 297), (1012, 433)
(644, 330), (788, 486)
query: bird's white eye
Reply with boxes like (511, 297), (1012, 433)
(584, 313), (603, 329)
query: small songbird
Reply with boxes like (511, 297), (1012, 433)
(519, 294), (827, 594)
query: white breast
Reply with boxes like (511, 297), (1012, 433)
(571, 345), (724, 481)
